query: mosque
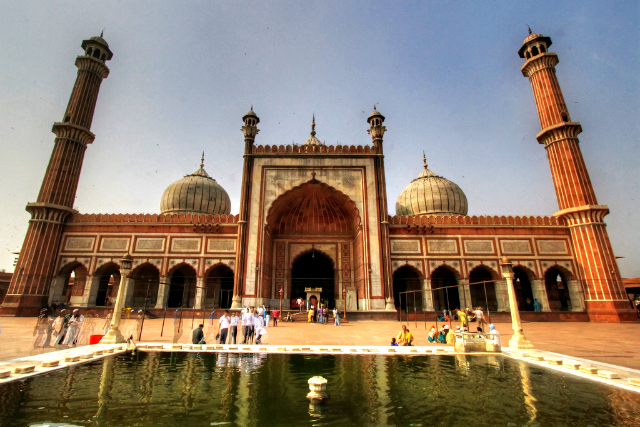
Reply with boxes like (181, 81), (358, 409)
(1, 31), (634, 322)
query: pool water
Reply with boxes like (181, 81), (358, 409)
(1, 352), (639, 426)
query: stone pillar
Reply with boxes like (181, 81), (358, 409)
(423, 278), (434, 311)
(458, 279), (471, 309)
(155, 277), (169, 309)
(567, 279), (585, 311)
(494, 280), (509, 312)
(530, 279), (551, 311)
(502, 257), (533, 349)
(48, 275), (67, 306)
(80, 276), (99, 307)
(194, 277), (205, 309)
(123, 276), (135, 308)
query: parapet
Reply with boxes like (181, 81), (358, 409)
(388, 214), (565, 226)
(70, 213), (239, 224)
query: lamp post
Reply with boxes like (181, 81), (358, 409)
(342, 287), (348, 323)
(501, 257), (533, 349)
(279, 287), (283, 324)
(100, 253), (133, 344)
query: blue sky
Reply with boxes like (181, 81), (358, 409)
(0, 1), (638, 276)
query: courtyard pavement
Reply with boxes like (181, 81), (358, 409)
(1, 315), (639, 369)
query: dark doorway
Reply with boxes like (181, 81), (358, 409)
(205, 264), (234, 309)
(431, 266), (460, 312)
(94, 263), (120, 307)
(168, 265), (197, 308)
(469, 266), (498, 312)
(544, 267), (572, 311)
(131, 264), (160, 307)
(393, 265), (423, 311)
(513, 267), (534, 311)
(168, 271), (185, 308)
(291, 251), (335, 308)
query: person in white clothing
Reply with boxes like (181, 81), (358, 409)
(230, 312), (239, 344)
(242, 309), (254, 344)
(489, 324), (501, 346)
(218, 311), (230, 344)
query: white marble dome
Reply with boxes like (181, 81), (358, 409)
(395, 161), (468, 216)
(160, 161), (231, 216)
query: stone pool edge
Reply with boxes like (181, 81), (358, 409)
(1, 342), (640, 394)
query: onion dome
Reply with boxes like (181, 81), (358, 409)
(395, 153), (468, 216)
(160, 153), (231, 215)
(303, 114), (324, 146)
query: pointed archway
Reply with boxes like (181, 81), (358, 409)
(291, 250), (335, 308)
(263, 179), (363, 307)
(393, 265), (423, 311)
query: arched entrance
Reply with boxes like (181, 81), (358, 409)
(545, 267), (572, 311)
(393, 265), (422, 311)
(265, 180), (363, 308)
(430, 266), (460, 312)
(59, 262), (89, 305)
(168, 264), (197, 308)
(131, 263), (160, 307)
(469, 266), (498, 312)
(291, 251), (335, 308)
(94, 262), (120, 307)
(205, 264), (234, 309)
(513, 266), (535, 311)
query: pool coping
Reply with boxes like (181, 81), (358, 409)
(0, 342), (639, 394)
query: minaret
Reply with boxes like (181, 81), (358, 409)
(367, 106), (395, 311)
(519, 31), (634, 321)
(232, 107), (260, 308)
(2, 36), (113, 315)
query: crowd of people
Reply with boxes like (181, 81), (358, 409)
(307, 305), (341, 326)
(391, 305), (502, 347)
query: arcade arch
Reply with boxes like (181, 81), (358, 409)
(93, 262), (120, 307)
(167, 264), (197, 308)
(205, 264), (235, 309)
(513, 265), (535, 311)
(392, 265), (423, 311)
(430, 265), (460, 312)
(130, 263), (160, 307)
(468, 265), (499, 312)
(59, 262), (89, 305)
(544, 266), (572, 311)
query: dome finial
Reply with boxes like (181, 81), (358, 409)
(310, 114), (316, 137)
(200, 151), (205, 168)
(527, 25), (532, 35)
(423, 151), (428, 169)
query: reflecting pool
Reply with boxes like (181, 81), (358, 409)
(1, 352), (640, 426)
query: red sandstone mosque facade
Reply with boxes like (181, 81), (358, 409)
(1, 32), (634, 322)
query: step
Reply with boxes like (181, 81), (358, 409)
(579, 366), (598, 375)
(627, 378), (640, 387)
(547, 359), (562, 366)
(80, 354), (94, 360)
(41, 360), (59, 368)
(13, 365), (35, 374)
(63, 356), (80, 363)
(0, 370), (10, 379)
(563, 361), (580, 370)
(598, 370), (620, 380)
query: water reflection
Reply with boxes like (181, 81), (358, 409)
(0, 353), (639, 426)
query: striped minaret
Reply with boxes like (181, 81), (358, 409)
(519, 31), (634, 321)
(2, 36), (112, 315)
